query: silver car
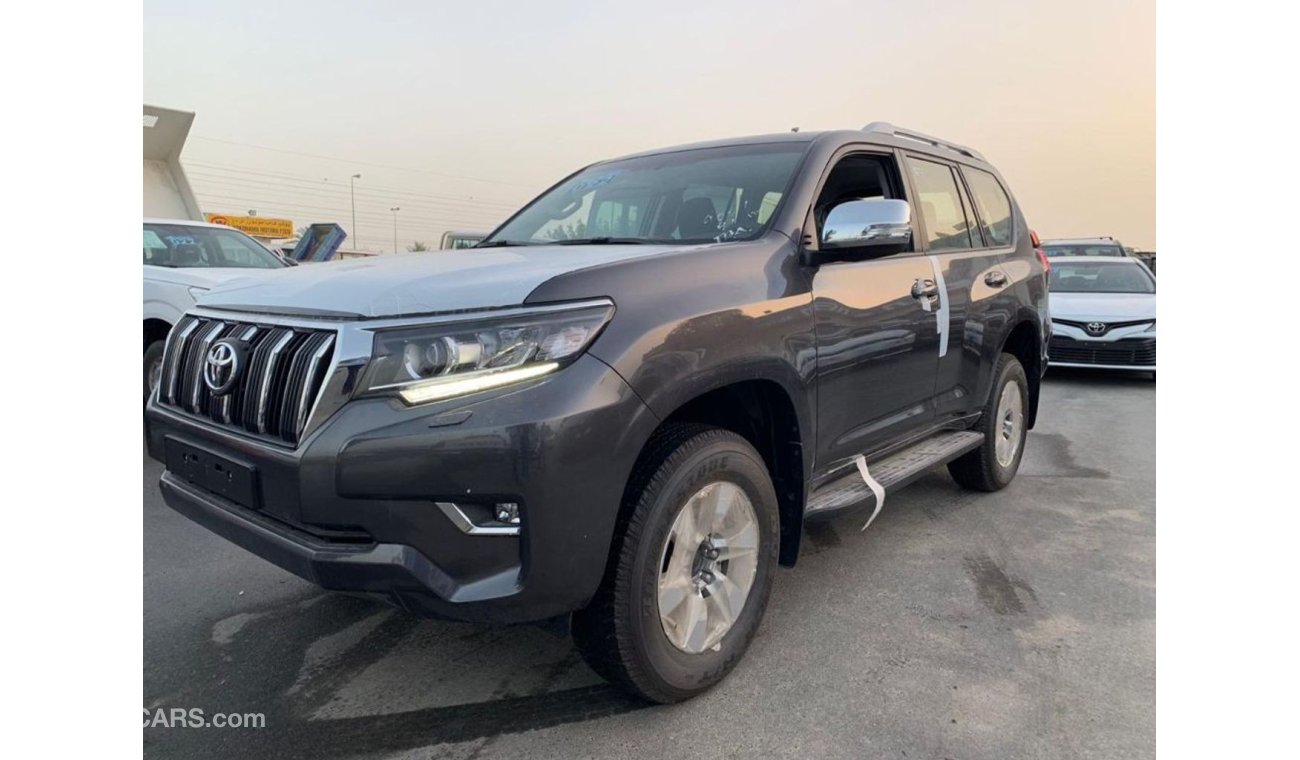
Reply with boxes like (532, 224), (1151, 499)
(1048, 255), (1156, 374)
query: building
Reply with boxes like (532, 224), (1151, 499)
(143, 105), (202, 221)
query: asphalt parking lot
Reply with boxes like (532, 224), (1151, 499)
(143, 369), (1155, 760)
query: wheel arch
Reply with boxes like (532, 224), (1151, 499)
(633, 374), (809, 568)
(998, 315), (1043, 429)
(144, 317), (172, 352)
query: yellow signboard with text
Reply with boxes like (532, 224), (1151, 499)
(205, 213), (294, 239)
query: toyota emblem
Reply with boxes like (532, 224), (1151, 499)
(1085, 322), (1107, 335)
(203, 339), (247, 396)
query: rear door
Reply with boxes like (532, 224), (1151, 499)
(903, 156), (1015, 423)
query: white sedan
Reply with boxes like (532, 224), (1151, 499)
(1047, 256), (1156, 376)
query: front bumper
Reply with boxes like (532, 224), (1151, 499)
(1048, 327), (1155, 372)
(146, 353), (660, 623)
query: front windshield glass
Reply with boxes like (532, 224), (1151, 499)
(483, 142), (808, 246)
(143, 223), (286, 269)
(1049, 261), (1154, 294)
(1043, 244), (1125, 257)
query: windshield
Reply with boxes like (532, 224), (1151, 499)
(483, 142), (808, 246)
(143, 223), (286, 269)
(1043, 244), (1125, 257)
(1049, 261), (1154, 294)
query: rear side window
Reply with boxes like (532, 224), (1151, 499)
(906, 158), (975, 251)
(963, 167), (1015, 247)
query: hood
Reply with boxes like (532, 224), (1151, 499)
(1050, 292), (1156, 322)
(196, 244), (685, 318)
(143, 265), (275, 291)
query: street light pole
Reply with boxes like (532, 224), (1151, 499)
(350, 173), (362, 249)
(390, 207), (401, 254)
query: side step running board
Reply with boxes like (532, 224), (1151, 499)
(804, 430), (984, 522)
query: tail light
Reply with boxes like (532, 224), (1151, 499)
(1030, 229), (1050, 274)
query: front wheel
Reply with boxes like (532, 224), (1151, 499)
(948, 353), (1029, 491)
(572, 424), (780, 703)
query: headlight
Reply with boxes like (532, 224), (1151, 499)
(361, 301), (614, 405)
(1143, 320), (1156, 333)
(187, 286), (209, 301)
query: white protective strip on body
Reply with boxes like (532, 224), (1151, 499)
(855, 454), (886, 532)
(927, 255), (950, 358)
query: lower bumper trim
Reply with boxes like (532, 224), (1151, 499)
(159, 472), (523, 617)
(1049, 361), (1157, 372)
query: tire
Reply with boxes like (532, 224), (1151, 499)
(144, 339), (166, 400)
(948, 353), (1029, 492)
(572, 423), (780, 703)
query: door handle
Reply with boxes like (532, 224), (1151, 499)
(911, 278), (938, 300)
(984, 270), (1009, 288)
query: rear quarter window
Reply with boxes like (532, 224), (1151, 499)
(962, 167), (1015, 247)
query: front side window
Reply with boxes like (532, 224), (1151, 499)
(907, 158), (975, 251)
(813, 153), (898, 240)
(143, 224), (285, 269)
(963, 167), (1014, 247)
(1049, 261), (1154, 293)
(484, 142), (808, 246)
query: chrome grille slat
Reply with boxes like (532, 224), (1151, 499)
(255, 330), (296, 434)
(293, 335), (335, 436)
(241, 327), (288, 431)
(161, 317), (200, 404)
(187, 321), (227, 413)
(178, 319), (220, 408)
(157, 317), (337, 446)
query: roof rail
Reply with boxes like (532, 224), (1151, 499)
(861, 122), (984, 161)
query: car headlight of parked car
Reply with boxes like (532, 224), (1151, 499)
(187, 286), (208, 301)
(361, 300), (614, 405)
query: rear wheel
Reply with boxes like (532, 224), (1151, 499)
(144, 340), (166, 400)
(948, 353), (1028, 491)
(572, 424), (779, 703)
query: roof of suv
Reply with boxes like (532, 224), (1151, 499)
(610, 127), (993, 168)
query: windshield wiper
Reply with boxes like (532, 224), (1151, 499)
(475, 240), (534, 248)
(552, 237), (651, 246)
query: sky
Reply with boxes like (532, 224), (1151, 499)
(145, 0), (1154, 252)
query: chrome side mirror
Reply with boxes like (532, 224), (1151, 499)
(819, 198), (913, 259)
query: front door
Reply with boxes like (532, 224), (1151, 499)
(809, 151), (941, 468)
(812, 256), (943, 466)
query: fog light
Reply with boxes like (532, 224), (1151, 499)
(436, 501), (520, 536)
(495, 502), (521, 524)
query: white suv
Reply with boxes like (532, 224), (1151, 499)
(143, 218), (289, 397)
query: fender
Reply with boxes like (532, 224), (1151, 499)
(525, 234), (818, 480)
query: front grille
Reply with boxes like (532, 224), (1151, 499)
(1050, 336), (1156, 367)
(158, 315), (337, 445)
(1052, 318), (1153, 337)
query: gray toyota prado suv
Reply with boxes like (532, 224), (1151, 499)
(146, 122), (1050, 702)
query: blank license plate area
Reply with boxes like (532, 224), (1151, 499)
(165, 438), (260, 509)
